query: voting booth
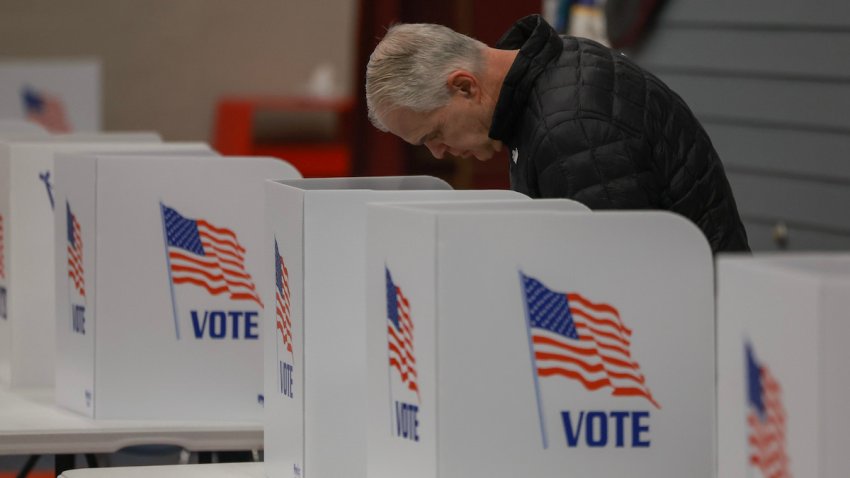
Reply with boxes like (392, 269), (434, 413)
(717, 254), (850, 478)
(0, 119), (49, 140)
(365, 206), (715, 478)
(53, 132), (162, 142)
(0, 138), (216, 388)
(0, 60), (100, 133)
(262, 177), (525, 478)
(54, 155), (299, 419)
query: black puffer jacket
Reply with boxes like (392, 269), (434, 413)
(490, 15), (749, 253)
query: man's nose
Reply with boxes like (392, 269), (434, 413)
(424, 140), (447, 159)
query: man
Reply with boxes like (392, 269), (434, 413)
(366, 14), (750, 253)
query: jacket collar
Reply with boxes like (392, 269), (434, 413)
(489, 15), (564, 142)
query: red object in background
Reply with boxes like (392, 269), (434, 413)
(212, 96), (354, 178)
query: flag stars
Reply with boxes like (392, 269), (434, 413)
(524, 276), (579, 340)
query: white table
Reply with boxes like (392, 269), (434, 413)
(0, 387), (262, 454)
(60, 463), (265, 478)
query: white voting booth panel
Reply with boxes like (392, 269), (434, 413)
(263, 177), (525, 478)
(55, 155), (299, 420)
(366, 206), (715, 478)
(0, 139), (212, 388)
(60, 463), (265, 478)
(0, 60), (100, 132)
(53, 132), (162, 142)
(717, 254), (850, 478)
(0, 119), (49, 140)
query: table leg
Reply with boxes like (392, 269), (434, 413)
(16, 455), (40, 478)
(55, 454), (75, 476)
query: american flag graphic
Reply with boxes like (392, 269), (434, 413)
(0, 214), (5, 280)
(161, 204), (262, 307)
(22, 86), (71, 133)
(274, 238), (293, 359)
(747, 342), (791, 478)
(67, 202), (85, 297)
(521, 273), (659, 409)
(386, 267), (419, 401)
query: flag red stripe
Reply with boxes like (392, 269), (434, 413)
(540, 334), (636, 370)
(389, 356), (417, 380)
(387, 278), (418, 401)
(202, 240), (246, 264)
(203, 248), (246, 270)
(567, 293), (631, 334)
(170, 263), (224, 283)
(275, 258), (293, 359)
(388, 351), (418, 380)
(68, 254), (84, 277)
(537, 367), (612, 390)
(538, 367), (658, 407)
(68, 225), (86, 295)
(747, 366), (790, 478)
(387, 325), (416, 362)
(173, 276), (229, 295)
(170, 250), (217, 268)
(397, 290), (410, 309)
(197, 220), (244, 250)
(606, 368), (646, 385)
(217, 257), (252, 278)
(169, 251), (263, 306)
(387, 337), (417, 373)
(199, 229), (243, 250)
(585, 336), (633, 362)
(536, 349), (647, 386)
(170, 264), (260, 296)
(276, 321), (292, 353)
(230, 293), (262, 304)
(0, 215), (4, 279)
(68, 264), (84, 285)
(532, 304), (658, 408)
(388, 318), (414, 350)
(574, 314), (631, 346)
(388, 337), (416, 367)
(534, 331), (646, 382)
(275, 305), (291, 330)
(165, 213), (262, 306)
(68, 258), (83, 277)
(533, 335), (597, 357)
(389, 357), (419, 388)
(611, 388), (661, 408)
(535, 351), (605, 374)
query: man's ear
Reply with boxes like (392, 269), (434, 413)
(447, 71), (479, 99)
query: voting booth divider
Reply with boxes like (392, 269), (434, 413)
(0, 60), (101, 133)
(365, 204), (715, 478)
(52, 132), (162, 142)
(0, 119), (49, 140)
(262, 177), (526, 478)
(0, 138), (216, 388)
(717, 254), (850, 478)
(53, 154), (300, 419)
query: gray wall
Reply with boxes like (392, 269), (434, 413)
(630, 0), (850, 251)
(0, 0), (357, 142)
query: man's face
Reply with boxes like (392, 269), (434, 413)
(379, 88), (503, 161)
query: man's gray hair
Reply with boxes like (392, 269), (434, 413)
(366, 23), (486, 131)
